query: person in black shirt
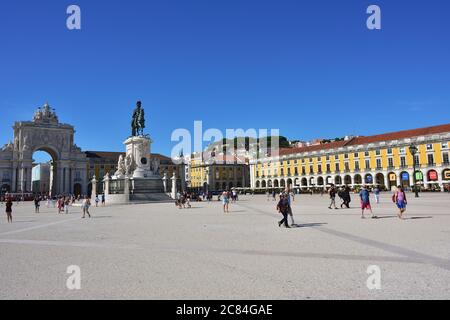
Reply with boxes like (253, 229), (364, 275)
(277, 194), (290, 228)
(5, 197), (13, 223)
(34, 196), (41, 213)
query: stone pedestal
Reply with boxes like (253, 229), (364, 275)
(107, 135), (171, 204)
(124, 136), (153, 179)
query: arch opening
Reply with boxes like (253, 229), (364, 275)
(32, 150), (57, 196)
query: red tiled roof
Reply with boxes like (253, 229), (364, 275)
(350, 123), (450, 145)
(278, 123), (450, 156)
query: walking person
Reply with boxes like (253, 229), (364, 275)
(374, 186), (381, 204)
(359, 185), (376, 219)
(95, 195), (99, 207)
(328, 185), (338, 210)
(342, 186), (351, 209)
(277, 194), (290, 228)
(338, 187), (345, 208)
(5, 196), (13, 223)
(231, 190), (237, 203)
(185, 192), (192, 208)
(82, 196), (91, 218)
(285, 188), (295, 226)
(64, 197), (70, 214)
(34, 196), (41, 213)
(101, 193), (106, 206)
(394, 186), (407, 219)
(57, 197), (63, 214)
(222, 190), (230, 213)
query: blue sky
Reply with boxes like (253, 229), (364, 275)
(1, 0), (449, 162)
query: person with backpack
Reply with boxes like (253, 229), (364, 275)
(277, 194), (290, 228)
(394, 186), (407, 219)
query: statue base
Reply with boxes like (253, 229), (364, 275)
(105, 132), (172, 204)
(124, 135), (153, 178)
(107, 176), (171, 204)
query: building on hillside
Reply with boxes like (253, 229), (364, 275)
(249, 124), (450, 192)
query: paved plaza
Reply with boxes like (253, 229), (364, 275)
(0, 193), (449, 300)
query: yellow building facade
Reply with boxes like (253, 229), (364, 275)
(249, 124), (450, 191)
(189, 153), (249, 192)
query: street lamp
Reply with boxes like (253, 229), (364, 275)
(409, 144), (419, 198)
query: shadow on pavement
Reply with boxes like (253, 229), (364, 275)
(374, 215), (398, 219)
(291, 223), (328, 228)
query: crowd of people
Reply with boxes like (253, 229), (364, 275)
(1, 192), (102, 223)
(270, 183), (413, 228)
(325, 184), (409, 220)
(174, 189), (240, 213)
(0, 184), (418, 224)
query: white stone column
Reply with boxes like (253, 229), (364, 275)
(19, 164), (24, 192)
(91, 175), (97, 201)
(162, 173), (168, 193)
(103, 174), (110, 197)
(124, 176), (130, 199)
(384, 174), (390, 190)
(171, 173), (177, 199)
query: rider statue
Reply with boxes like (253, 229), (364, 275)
(131, 101), (146, 136)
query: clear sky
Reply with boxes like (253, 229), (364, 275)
(1, 0), (449, 162)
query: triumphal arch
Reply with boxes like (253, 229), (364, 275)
(0, 103), (88, 195)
